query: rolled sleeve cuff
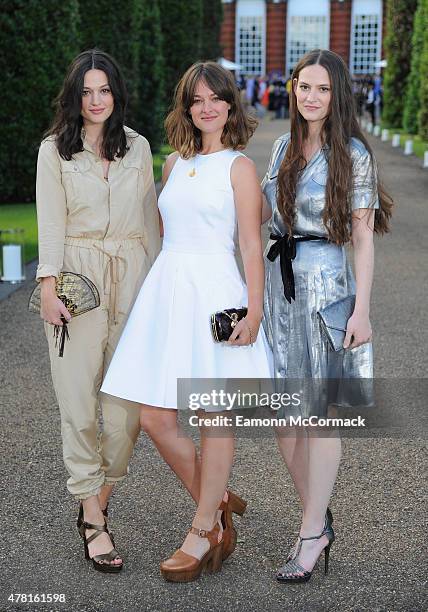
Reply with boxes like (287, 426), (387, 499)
(36, 263), (60, 282)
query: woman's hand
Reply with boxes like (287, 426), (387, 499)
(343, 311), (372, 350)
(228, 314), (261, 347)
(40, 277), (71, 326)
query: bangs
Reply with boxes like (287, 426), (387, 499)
(182, 65), (234, 109)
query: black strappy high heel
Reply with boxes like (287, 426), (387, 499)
(77, 502), (109, 533)
(78, 519), (123, 574)
(284, 507), (333, 564)
(276, 510), (335, 583)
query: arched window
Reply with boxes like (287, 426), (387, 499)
(236, 0), (266, 75)
(286, 0), (330, 76)
(350, 0), (382, 75)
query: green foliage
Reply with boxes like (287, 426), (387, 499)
(403, 0), (427, 133)
(78, 1), (139, 128)
(418, 11), (428, 141)
(134, 0), (165, 152)
(159, 0), (203, 104)
(0, 1), (80, 202)
(382, 0), (418, 128)
(200, 0), (223, 60)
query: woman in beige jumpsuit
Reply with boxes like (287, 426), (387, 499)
(36, 50), (160, 572)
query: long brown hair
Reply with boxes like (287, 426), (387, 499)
(165, 61), (257, 159)
(46, 49), (129, 161)
(278, 49), (392, 243)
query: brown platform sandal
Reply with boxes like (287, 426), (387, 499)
(219, 490), (247, 560)
(78, 520), (123, 574)
(160, 523), (223, 582)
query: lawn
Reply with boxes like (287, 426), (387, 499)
(0, 147), (171, 264)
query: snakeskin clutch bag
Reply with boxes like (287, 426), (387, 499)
(29, 271), (100, 356)
(211, 307), (248, 343)
(317, 295), (356, 352)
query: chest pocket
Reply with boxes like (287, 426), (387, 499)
(308, 172), (327, 222)
(122, 155), (142, 201)
(61, 157), (92, 203)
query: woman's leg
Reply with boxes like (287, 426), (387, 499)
(275, 427), (310, 509)
(172, 413), (235, 559)
(283, 433), (341, 576)
(140, 405), (201, 502)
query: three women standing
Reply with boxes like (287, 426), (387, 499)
(36, 49), (160, 572)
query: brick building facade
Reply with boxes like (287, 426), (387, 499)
(220, 0), (386, 77)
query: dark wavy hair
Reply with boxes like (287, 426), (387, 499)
(165, 61), (258, 158)
(46, 49), (129, 161)
(277, 49), (392, 244)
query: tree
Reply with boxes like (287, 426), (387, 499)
(200, 0), (223, 61)
(0, 1), (80, 202)
(382, 0), (418, 128)
(159, 0), (203, 104)
(134, 0), (165, 151)
(403, 0), (427, 134)
(417, 1), (428, 140)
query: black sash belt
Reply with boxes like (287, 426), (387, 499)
(266, 233), (327, 304)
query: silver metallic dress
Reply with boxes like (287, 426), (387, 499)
(262, 133), (379, 416)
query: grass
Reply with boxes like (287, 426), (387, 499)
(379, 125), (428, 159)
(0, 148), (173, 265)
(0, 203), (38, 263)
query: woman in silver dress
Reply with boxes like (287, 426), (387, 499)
(262, 50), (392, 583)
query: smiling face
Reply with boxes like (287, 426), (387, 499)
(294, 64), (331, 124)
(189, 79), (231, 136)
(80, 69), (114, 126)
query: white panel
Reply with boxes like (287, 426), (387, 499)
(287, 0), (329, 17)
(236, 0), (266, 75)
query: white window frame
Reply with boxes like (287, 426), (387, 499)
(235, 0), (266, 76)
(286, 0), (330, 77)
(350, 0), (383, 75)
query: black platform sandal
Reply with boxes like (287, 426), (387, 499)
(284, 507), (333, 564)
(78, 520), (123, 574)
(276, 515), (335, 584)
(77, 502), (109, 532)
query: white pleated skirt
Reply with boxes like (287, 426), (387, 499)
(101, 248), (273, 409)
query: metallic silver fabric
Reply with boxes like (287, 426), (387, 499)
(262, 133), (379, 415)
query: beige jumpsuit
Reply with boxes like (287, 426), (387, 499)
(36, 127), (160, 499)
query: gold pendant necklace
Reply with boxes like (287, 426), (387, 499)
(188, 156), (197, 177)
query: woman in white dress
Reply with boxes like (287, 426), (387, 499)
(101, 61), (272, 581)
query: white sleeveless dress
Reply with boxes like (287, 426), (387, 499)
(101, 149), (273, 409)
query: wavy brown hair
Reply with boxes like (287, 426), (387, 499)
(278, 49), (392, 243)
(165, 61), (257, 158)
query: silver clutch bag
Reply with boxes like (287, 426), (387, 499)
(317, 295), (356, 352)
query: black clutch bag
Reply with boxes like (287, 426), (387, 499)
(211, 307), (248, 343)
(317, 295), (356, 352)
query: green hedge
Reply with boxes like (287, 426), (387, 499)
(382, 0), (418, 128)
(403, 0), (426, 134)
(0, 0), (224, 202)
(417, 0), (428, 140)
(159, 0), (203, 105)
(0, 1), (80, 202)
